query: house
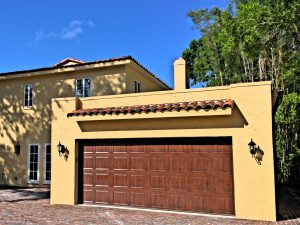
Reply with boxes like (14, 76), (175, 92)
(0, 56), (277, 221)
(0, 56), (170, 187)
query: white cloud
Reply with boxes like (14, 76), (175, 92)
(34, 31), (44, 42)
(34, 20), (94, 42)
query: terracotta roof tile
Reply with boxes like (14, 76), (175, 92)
(67, 99), (234, 117)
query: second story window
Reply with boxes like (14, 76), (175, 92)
(134, 80), (141, 93)
(76, 78), (91, 98)
(24, 84), (33, 107)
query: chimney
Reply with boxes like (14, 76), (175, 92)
(174, 57), (190, 90)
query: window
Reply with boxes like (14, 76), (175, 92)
(28, 144), (39, 183)
(134, 80), (141, 93)
(24, 84), (33, 107)
(76, 78), (91, 98)
(44, 144), (51, 184)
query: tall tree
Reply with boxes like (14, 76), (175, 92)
(183, 0), (300, 184)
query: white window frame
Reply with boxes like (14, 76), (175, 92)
(27, 144), (40, 184)
(76, 78), (92, 98)
(43, 144), (51, 184)
(24, 84), (34, 107)
(134, 80), (141, 93)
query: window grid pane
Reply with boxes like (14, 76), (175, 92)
(84, 78), (91, 97)
(28, 145), (39, 182)
(134, 81), (140, 93)
(24, 84), (33, 107)
(76, 78), (91, 98)
(44, 145), (51, 182)
(76, 80), (84, 98)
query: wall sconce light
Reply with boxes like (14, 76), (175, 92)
(57, 142), (66, 156)
(248, 139), (265, 165)
(248, 139), (256, 157)
(14, 142), (20, 155)
(57, 142), (69, 161)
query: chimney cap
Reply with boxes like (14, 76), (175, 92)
(174, 57), (186, 65)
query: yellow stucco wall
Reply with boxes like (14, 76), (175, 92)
(0, 60), (166, 186)
(125, 61), (167, 93)
(50, 81), (276, 221)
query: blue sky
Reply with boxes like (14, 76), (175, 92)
(0, 0), (227, 88)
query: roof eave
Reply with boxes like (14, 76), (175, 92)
(0, 59), (132, 80)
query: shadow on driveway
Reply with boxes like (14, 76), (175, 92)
(0, 186), (50, 203)
(0, 185), (299, 224)
(277, 185), (300, 221)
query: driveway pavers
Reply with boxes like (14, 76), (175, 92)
(0, 186), (299, 225)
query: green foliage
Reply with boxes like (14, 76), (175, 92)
(275, 93), (300, 183)
(183, 0), (300, 184)
(183, 0), (300, 91)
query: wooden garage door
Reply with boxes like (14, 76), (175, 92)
(79, 138), (234, 214)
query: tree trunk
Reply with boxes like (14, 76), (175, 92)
(270, 48), (276, 90)
(241, 48), (248, 81)
(258, 55), (263, 81)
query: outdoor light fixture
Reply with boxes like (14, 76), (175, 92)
(248, 139), (256, 157)
(248, 139), (265, 165)
(14, 142), (20, 155)
(57, 142), (66, 156)
(57, 142), (69, 161)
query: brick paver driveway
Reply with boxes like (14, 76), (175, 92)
(0, 186), (299, 225)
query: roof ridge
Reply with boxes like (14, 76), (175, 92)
(53, 58), (86, 68)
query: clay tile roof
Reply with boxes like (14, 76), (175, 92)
(67, 99), (234, 117)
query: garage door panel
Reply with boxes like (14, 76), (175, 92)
(95, 157), (109, 170)
(130, 174), (147, 188)
(190, 176), (207, 192)
(130, 157), (146, 171)
(169, 157), (186, 172)
(213, 158), (233, 173)
(150, 175), (166, 189)
(150, 157), (167, 171)
(84, 157), (93, 169)
(83, 145), (94, 153)
(168, 144), (186, 153)
(83, 172), (93, 186)
(95, 173), (109, 187)
(169, 194), (186, 210)
(129, 144), (145, 153)
(206, 177), (234, 193)
(83, 189), (93, 203)
(113, 191), (129, 205)
(168, 175), (185, 190)
(190, 196), (209, 212)
(210, 196), (233, 214)
(131, 192), (146, 206)
(147, 144), (166, 153)
(113, 144), (127, 153)
(95, 144), (110, 153)
(190, 157), (210, 172)
(114, 174), (128, 187)
(113, 157), (128, 170)
(95, 190), (110, 204)
(151, 192), (168, 208)
(82, 138), (234, 215)
(190, 145), (215, 153)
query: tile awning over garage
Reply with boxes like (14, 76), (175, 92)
(67, 99), (234, 117)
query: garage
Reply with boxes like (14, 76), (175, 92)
(78, 137), (234, 215)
